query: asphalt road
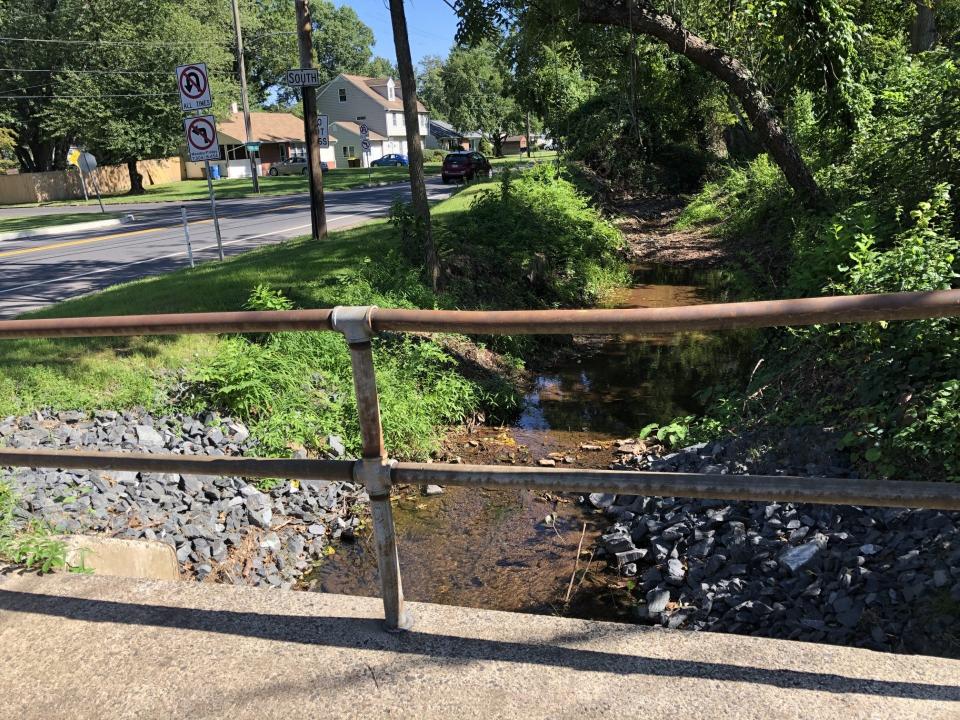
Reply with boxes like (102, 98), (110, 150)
(0, 179), (454, 318)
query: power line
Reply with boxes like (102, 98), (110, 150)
(0, 67), (240, 77)
(0, 92), (180, 99)
(0, 36), (223, 47)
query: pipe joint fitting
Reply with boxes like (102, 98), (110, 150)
(353, 457), (395, 498)
(331, 305), (377, 344)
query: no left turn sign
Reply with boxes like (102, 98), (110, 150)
(176, 63), (212, 111)
(184, 115), (220, 161)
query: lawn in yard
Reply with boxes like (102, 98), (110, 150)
(0, 212), (120, 234)
(10, 164), (443, 208)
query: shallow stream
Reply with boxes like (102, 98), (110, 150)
(310, 265), (751, 618)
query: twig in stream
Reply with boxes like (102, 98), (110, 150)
(564, 522), (588, 605)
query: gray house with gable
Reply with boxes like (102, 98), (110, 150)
(316, 74), (429, 167)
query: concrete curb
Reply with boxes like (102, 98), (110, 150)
(0, 216), (122, 241)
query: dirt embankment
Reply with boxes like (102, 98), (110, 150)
(611, 195), (728, 268)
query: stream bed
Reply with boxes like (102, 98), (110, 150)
(310, 265), (752, 618)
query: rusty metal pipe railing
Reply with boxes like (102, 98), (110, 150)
(0, 448), (355, 483)
(0, 309), (333, 340)
(331, 306), (411, 632)
(392, 463), (960, 512)
(1, 289), (959, 340)
(6, 450), (956, 513)
(373, 289), (960, 335)
(3, 291), (960, 634)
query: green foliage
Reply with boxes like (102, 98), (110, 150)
(702, 187), (960, 480)
(440, 43), (523, 154)
(189, 285), (484, 459)
(0, 481), (73, 574)
(437, 165), (627, 309)
(852, 52), (960, 226)
(244, 0), (395, 106)
(639, 416), (696, 448)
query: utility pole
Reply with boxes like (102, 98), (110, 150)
(295, 0), (327, 239)
(231, 0), (260, 193)
(525, 112), (532, 158)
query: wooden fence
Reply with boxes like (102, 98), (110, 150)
(0, 157), (184, 204)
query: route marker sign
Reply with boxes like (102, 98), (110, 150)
(175, 63), (212, 111)
(285, 68), (320, 87)
(184, 115), (220, 161)
(318, 114), (329, 149)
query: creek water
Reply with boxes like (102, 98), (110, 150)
(310, 265), (751, 619)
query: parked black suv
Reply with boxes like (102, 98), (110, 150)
(441, 151), (493, 183)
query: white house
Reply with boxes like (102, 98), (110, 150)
(316, 74), (428, 167)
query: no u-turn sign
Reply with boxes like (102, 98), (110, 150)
(176, 63), (212, 111)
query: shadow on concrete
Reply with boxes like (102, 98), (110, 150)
(0, 588), (956, 702)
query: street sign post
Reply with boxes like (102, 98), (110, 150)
(175, 63), (212, 111)
(68, 148), (104, 212)
(175, 61), (223, 261)
(317, 114), (328, 149)
(359, 123), (371, 178)
(285, 68), (320, 87)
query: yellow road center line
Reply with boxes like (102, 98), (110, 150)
(0, 218), (210, 260)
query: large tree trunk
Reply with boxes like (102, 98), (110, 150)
(579, 0), (822, 205)
(388, 0), (440, 291)
(910, 1), (937, 52)
(127, 159), (145, 195)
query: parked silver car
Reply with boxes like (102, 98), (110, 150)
(268, 157), (329, 176)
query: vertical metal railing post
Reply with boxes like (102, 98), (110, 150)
(331, 306), (412, 631)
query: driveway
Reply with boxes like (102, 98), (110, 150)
(0, 179), (455, 318)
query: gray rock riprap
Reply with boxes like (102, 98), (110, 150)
(0, 409), (366, 590)
(593, 434), (960, 655)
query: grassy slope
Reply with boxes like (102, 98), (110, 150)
(0, 212), (120, 234)
(0, 182), (492, 417)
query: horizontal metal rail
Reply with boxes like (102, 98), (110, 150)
(1, 289), (958, 339)
(393, 462), (960, 511)
(3, 450), (959, 512)
(0, 449), (355, 482)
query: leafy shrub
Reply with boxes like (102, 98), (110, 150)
(188, 285), (486, 459)
(726, 188), (960, 480)
(439, 164), (628, 308)
(425, 148), (446, 162)
(0, 480), (73, 573)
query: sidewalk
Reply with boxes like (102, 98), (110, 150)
(0, 571), (957, 719)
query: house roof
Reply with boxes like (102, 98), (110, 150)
(337, 74), (427, 113)
(217, 112), (337, 145)
(429, 119), (482, 139)
(331, 121), (387, 142)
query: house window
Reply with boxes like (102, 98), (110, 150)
(342, 145), (356, 157)
(338, 88), (347, 102)
(391, 113), (400, 128)
(388, 87), (395, 101)
(356, 115), (366, 121)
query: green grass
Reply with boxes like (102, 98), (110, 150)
(488, 150), (558, 166)
(0, 212), (120, 234)
(0, 182), (506, 459)
(13, 164), (443, 208)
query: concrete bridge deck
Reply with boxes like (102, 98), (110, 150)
(0, 571), (957, 719)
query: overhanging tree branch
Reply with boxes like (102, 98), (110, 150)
(578, 0), (822, 205)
